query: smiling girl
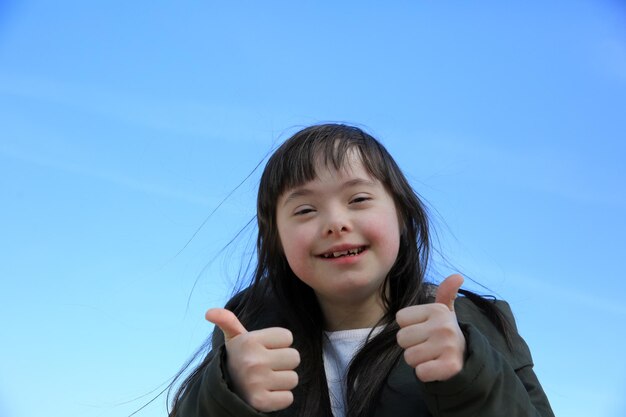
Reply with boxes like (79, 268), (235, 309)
(168, 124), (554, 417)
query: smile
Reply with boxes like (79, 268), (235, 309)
(320, 246), (367, 259)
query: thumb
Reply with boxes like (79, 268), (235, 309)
(205, 308), (248, 342)
(435, 274), (464, 311)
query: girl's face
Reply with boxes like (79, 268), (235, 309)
(276, 154), (401, 326)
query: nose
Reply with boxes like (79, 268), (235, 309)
(323, 208), (351, 236)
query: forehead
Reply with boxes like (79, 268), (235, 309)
(266, 138), (389, 209)
(315, 148), (368, 178)
(277, 157), (383, 208)
(283, 150), (372, 191)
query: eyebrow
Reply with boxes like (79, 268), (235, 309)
(281, 178), (377, 207)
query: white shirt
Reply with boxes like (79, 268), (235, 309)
(322, 326), (384, 417)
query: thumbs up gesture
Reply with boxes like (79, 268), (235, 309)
(205, 308), (300, 412)
(396, 274), (466, 382)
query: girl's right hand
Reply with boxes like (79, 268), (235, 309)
(205, 308), (301, 413)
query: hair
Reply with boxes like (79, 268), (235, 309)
(167, 123), (511, 417)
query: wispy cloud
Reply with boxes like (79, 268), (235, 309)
(473, 261), (626, 318)
(417, 133), (626, 210)
(599, 37), (626, 83)
(0, 73), (274, 141)
(0, 142), (219, 208)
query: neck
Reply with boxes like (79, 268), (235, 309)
(316, 294), (386, 331)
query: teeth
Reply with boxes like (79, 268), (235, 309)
(323, 247), (364, 258)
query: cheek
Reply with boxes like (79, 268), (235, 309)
(366, 215), (401, 264)
(277, 225), (312, 277)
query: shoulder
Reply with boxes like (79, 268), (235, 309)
(222, 286), (286, 330)
(210, 286), (285, 347)
(454, 296), (533, 370)
(455, 296), (513, 328)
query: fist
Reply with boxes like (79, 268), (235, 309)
(206, 308), (300, 412)
(396, 274), (466, 382)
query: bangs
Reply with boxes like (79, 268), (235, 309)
(264, 125), (389, 202)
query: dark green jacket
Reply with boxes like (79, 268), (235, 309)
(174, 297), (554, 417)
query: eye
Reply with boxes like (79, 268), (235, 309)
(350, 195), (372, 204)
(294, 206), (315, 216)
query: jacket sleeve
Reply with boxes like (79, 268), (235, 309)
(174, 343), (270, 417)
(173, 290), (293, 417)
(420, 299), (555, 417)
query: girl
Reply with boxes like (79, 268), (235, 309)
(169, 124), (554, 417)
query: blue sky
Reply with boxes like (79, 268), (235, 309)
(1, 1), (625, 417)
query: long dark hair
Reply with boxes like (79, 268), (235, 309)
(255, 124), (433, 417)
(168, 124), (510, 417)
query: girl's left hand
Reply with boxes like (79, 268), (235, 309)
(396, 274), (466, 382)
